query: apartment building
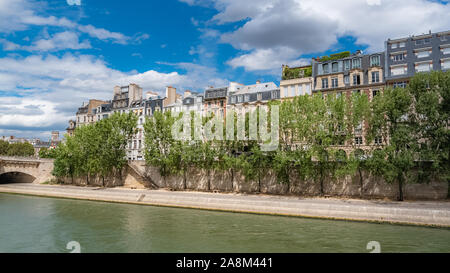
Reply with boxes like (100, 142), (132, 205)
(280, 65), (313, 99)
(76, 99), (109, 128)
(311, 50), (385, 150)
(227, 81), (280, 115)
(385, 30), (450, 88)
(312, 50), (385, 101)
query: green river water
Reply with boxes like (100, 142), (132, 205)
(0, 193), (449, 253)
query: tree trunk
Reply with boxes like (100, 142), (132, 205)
(230, 169), (234, 192)
(102, 176), (105, 188)
(183, 168), (187, 190)
(447, 180), (450, 199)
(358, 167), (364, 198)
(319, 168), (324, 196)
(258, 171), (261, 193)
(207, 169), (211, 191)
(398, 174), (404, 201)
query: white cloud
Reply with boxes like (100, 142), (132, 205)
(183, 0), (450, 71)
(67, 0), (81, 6)
(25, 31), (91, 51)
(0, 0), (131, 44)
(227, 47), (310, 73)
(0, 54), (227, 137)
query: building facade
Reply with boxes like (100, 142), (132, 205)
(280, 65), (313, 99)
(385, 30), (450, 87)
(227, 81), (280, 114)
(76, 99), (108, 128)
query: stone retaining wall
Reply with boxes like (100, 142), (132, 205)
(129, 162), (448, 200)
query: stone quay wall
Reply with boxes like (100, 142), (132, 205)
(129, 162), (448, 200)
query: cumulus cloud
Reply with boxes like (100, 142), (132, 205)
(0, 0), (131, 44)
(24, 31), (91, 51)
(182, 0), (450, 72)
(0, 54), (228, 137)
(67, 0), (81, 6)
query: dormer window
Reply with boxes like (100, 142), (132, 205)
(352, 58), (361, 69)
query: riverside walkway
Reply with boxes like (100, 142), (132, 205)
(0, 183), (449, 228)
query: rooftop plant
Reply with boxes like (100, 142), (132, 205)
(319, 51), (351, 62)
(282, 66), (312, 80)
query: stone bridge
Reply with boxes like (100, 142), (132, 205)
(0, 157), (55, 184)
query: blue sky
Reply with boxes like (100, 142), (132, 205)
(0, 0), (449, 140)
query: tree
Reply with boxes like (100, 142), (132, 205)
(39, 147), (58, 158)
(7, 142), (35, 157)
(52, 112), (137, 187)
(408, 71), (450, 198)
(346, 92), (371, 196)
(368, 87), (417, 201)
(143, 110), (176, 178)
(0, 140), (9, 155)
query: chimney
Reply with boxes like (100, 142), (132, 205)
(113, 86), (121, 96)
(184, 90), (192, 98)
(256, 80), (261, 84)
(164, 86), (176, 107)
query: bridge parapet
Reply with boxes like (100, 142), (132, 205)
(0, 156), (55, 184)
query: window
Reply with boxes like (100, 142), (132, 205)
(230, 96), (236, 104)
(416, 62), (432, 72)
(392, 53), (404, 61)
(344, 75), (350, 84)
(353, 74), (361, 85)
(393, 81), (407, 88)
(352, 58), (361, 69)
(336, 92), (342, 98)
(391, 43), (398, 49)
(332, 62), (338, 73)
(305, 84), (311, 95)
(344, 60), (351, 70)
(419, 51), (430, 59)
(323, 63), (329, 74)
(353, 90), (361, 95)
(244, 95), (250, 102)
(370, 55), (380, 67)
(371, 71), (380, 83)
(322, 78), (329, 89)
(237, 96), (243, 103)
(271, 90), (278, 99)
(298, 84), (303, 95)
(257, 93), (262, 101)
(441, 35), (448, 42)
(441, 59), (450, 70)
(391, 65), (407, 76)
(442, 47), (450, 55)
(372, 89), (379, 98)
(374, 136), (383, 145)
(354, 137), (363, 145)
(220, 100), (224, 107)
(290, 86), (296, 97)
(416, 39), (423, 45)
(331, 77), (338, 88)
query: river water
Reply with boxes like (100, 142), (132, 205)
(0, 193), (449, 253)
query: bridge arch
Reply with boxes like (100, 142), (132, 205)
(0, 157), (55, 184)
(0, 172), (37, 184)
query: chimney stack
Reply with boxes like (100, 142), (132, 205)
(184, 90), (192, 98)
(164, 86), (177, 107)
